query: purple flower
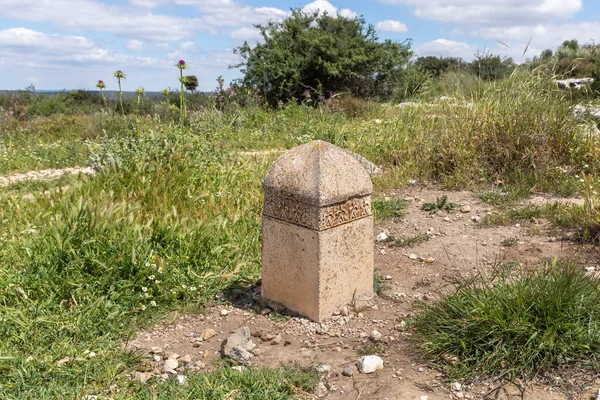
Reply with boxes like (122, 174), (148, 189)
(98, 80), (104, 84)
(179, 60), (186, 65)
(303, 89), (310, 96)
(225, 88), (233, 95)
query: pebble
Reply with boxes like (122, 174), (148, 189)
(201, 329), (216, 341)
(460, 205), (472, 213)
(407, 253), (418, 260)
(357, 355), (384, 374)
(153, 355), (162, 362)
(231, 365), (246, 372)
(342, 365), (356, 377)
(452, 382), (462, 391)
(133, 372), (147, 384)
(220, 309), (231, 316)
(420, 396), (429, 400)
(163, 359), (179, 374)
(271, 334), (282, 345)
(471, 215), (480, 222)
(176, 375), (186, 385)
(376, 232), (389, 242)
(340, 306), (349, 316)
(369, 330), (382, 342)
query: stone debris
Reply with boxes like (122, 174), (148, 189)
(163, 358), (178, 374)
(133, 372), (148, 384)
(376, 232), (389, 242)
(201, 328), (216, 341)
(176, 375), (186, 385)
(357, 355), (384, 374)
(314, 382), (329, 398)
(369, 330), (382, 342)
(342, 365), (356, 377)
(221, 326), (256, 365)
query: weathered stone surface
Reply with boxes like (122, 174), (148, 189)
(261, 141), (374, 322)
(221, 326), (256, 365)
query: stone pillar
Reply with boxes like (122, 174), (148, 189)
(261, 140), (374, 322)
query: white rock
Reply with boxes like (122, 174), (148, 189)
(220, 309), (231, 316)
(176, 375), (186, 385)
(376, 232), (388, 242)
(420, 396), (428, 400)
(231, 365), (246, 372)
(357, 355), (384, 373)
(163, 358), (179, 374)
(452, 382), (462, 391)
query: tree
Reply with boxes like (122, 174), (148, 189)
(184, 75), (199, 92)
(468, 52), (515, 81)
(415, 56), (466, 77)
(233, 9), (412, 103)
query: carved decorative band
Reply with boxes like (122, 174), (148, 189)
(263, 194), (371, 231)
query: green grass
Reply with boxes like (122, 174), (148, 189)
(411, 260), (600, 384)
(372, 197), (407, 220)
(1, 70), (600, 396)
(421, 195), (460, 214)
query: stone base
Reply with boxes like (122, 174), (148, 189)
(261, 215), (374, 322)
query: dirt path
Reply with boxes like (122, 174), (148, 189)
(129, 187), (600, 400)
(0, 166), (94, 187)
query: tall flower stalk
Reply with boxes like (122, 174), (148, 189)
(113, 70), (126, 116)
(176, 60), (188, 131)
(135, 86), (145, 113)
(95, 80), (107, 111)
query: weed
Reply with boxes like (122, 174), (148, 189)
(412, 260), (600, 385)
(372, 197), (407, 220)
(358, 342), (389, 357)
(421, 195), (460, 214)
(393, 233), (430, 247)
(500, 237), (519, 247)
(373, 270), (391, 296)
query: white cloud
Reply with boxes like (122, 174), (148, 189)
(378, 0), (582, 27)
(375, 20), (408, 33)
(413, 39), (479, 60)
(126, 39), (145, 52)
(180, 41), (195, 50)
(0, 0), (204, 41)
(302, 1), (358, 19)
(229, 27), (263, 43)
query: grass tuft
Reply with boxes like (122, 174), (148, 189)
(411, 260), (600, 384)
(372, 197), (407, 220)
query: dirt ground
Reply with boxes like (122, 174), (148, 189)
(129, 186), (600, 400)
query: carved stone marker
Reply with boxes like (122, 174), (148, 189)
(261, 140), (374, 322)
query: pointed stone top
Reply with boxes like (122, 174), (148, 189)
(263, 140), (372, 206)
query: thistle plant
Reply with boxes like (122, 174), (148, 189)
(176, 60), (188, 130)
(135, 86), (145, 113)
(95, 79), (107, 110)
(113, 70), (126, 116)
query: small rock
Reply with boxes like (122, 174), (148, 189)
(133, 372), (147, 384)
(176, 375), (186, 385)
(443, 216), (451, 222)
(153, 355), (162, 362)
(407, 253), (418, 260)
(227, 346), (254, 366)
(342, 365), (356, 377)
(396, 321), (407, 330)
(231, 365), (246, 372)
(384, 275), (392, 280)
(260, 308), (272, 315)
(180, 354), (192, 364)
(150, 346), (162, 354)
(369, 330), (382, 342)
(455, 392), (464, 399)
(420, 396), (429, 400)
(164, 359), (179, 374)
(316, 364), (331, 373)
(340, 306), (349, 316)
(262, 334), (276, 342)
(167, 353), (180, 360)
(251, 348), (262, 356)
(56, 357), (70, 367)
(220, 309), (231, 316)
(357, 355), (384, 374)
(201, 329), (216, 341)
(271, 334), (282, 345)
(221, 326), (256, 356)
(376, 232), (388, 242)
(460, 205), (472, 213)
(471, 215), (480, 222)
(452, 382), (462, 391)
(424, 257), (436, 263)
(314, 382), (328, 398)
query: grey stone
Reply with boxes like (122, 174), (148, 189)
(163, 359), (178, 374)
(342, 365), (356, 377)
(221, 326), (256, 365)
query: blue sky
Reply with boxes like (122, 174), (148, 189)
(0, 0), (598, 91)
